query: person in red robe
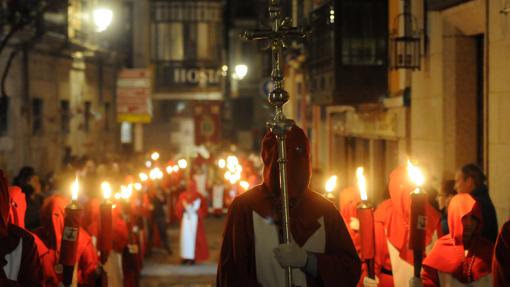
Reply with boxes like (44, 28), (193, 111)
(421, 193), (493, 286)
(492, 219), (509, 287)
(0, 170), (43, 286)
(175, 179), (209, 264)
(8, 185), (57, 286)
(33, 195), (99, 286)
(217, 125), (361, 287)
(384, 165), (441, 287)
(338, 186), (361, 253)
(372, 198), (394, 287)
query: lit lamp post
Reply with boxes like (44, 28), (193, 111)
(60, 176), (83, 287)
(93, 5), (113, 33)
(407, 160), (427, 279)
(324, 175), (338, 200)
(99, 182), (113, 265)
(356, 167), (376, 279)
(233, 64), (248, 80)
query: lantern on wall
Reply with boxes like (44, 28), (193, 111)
(389, 0), (421, 70)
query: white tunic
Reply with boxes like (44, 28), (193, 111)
(3, 238), (22, 281)
(253, 211), (326, 287)
(180, 198), (201, 260)
(437, 272), (492, 287)
(212, 185), (224, 209)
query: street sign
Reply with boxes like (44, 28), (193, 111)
(116, 69), (152, 123)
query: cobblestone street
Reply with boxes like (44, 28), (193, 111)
(140, 215), (225, 287)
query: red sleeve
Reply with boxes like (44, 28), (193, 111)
(315, 205), (362, 287)
(493, 221), (510, 287)
(421, 265), (439, 287)
(77, 235), (99, 285)
(112, 216), (129, 253)
(15, 235), (43, 287)
(216, 198), (261, 287)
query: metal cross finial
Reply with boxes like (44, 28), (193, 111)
(242, 1), (306, 286)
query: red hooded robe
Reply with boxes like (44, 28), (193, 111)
(8, 186), (55, 286)
(493, 219), (510, 287)
(374, 199), (394, 287)
(422, 193), (493, 286)
(33, 195), (99, 286)
(0, 170), (43, 286)
(385, 166), (440, 286)
(176, 180), (209, 261)
(217, 125), (361, 287)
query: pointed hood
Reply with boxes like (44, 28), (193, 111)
(8, 186), (26, 228)
(261, 125), (311, 199)
(448, 193), (482, 245)
(386, 165), (440, 262)
(40, 195), (68, 251)
(0, 170), (10, 237)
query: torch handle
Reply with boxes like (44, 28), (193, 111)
(413, 250), (423, 278)
(277, 136), (293, 287)
(367, 259), (375, 279)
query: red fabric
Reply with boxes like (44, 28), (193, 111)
(374, 199), (394, 287)
(8, 186), (26, 228)
(339, 186), (361, 254)
(34, 196), (99, 286)
(493, 219), (510, 287)
(112, 204), (129, 253)
(0, 171), (43, 286)
(422, 193), (493, 286)
(83, 198), (101, 238)
(176, 180), (209, 261)
(217, 126), (361, 287)
(386, 166), (440, 263)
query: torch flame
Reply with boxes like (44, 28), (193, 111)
(407, 160), (425, 187)
(356, 167), (368, 201)
(178, 159), (188, 169)
(325, 176), (338, 193)
(71, 176), (79, 201)
(101, 181), (112, 200)
(139, 172), (149, 182)
(151, 152), (160, 161)
(240, 180), (250, 190)
(218, 159), (226, 169)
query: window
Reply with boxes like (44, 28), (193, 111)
(340, 0), (387, 66)
(0, 97), (8, 136)
(84, 101), (91, 132)
(32, 98), (44, 135)
(60, 100), (70, 134)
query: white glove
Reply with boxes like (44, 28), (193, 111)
(273, 243), (308, 268)
(409, 277), (423, 287)
(363, 276), (379, 287)
(349, 217), (360, 231)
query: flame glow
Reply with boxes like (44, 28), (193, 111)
(240, 180), (250, 190)
(325, 176), (338, 193)
(149, 167), (163, 180)
(178, 159), (188, 169)
(356, 167), (368, 201)
(166, 166), (173, 174)
(133, 182), (142, 191)
(71, 176), (80, 201)
(218, 159), (226, 169)
(101, 181), (112, 200)
(407, 160), (425, 187)
(139, 172), (149, 182)
(172, 165), (179, 172)
(151, 152), (160, 161)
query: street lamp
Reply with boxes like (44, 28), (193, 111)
(234, 64), (248, 80)
(93, 7), (113, 33)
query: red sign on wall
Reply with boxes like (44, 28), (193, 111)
(193, 101), (221, 145)
(116, 69), (152, 123)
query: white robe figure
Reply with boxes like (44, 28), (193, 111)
(180, 198), (201, 260)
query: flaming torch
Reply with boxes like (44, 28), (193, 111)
(407, 160), (427, 278)
(324, 175), (338, 200)
(355, 167), (375, 279)
(99, 182), (113, 264)
(59, 176), (83, 286)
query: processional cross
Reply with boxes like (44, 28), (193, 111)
(242, 1), (306, 286)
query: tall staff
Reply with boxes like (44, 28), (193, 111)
(243, 1), (305, 286)
(407, 161), (427, 279)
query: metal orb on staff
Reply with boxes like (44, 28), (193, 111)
(242, 0), (306, 286)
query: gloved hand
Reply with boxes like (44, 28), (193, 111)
(363, 276), (379, 287)
(349, 217), (360, 231)
(273, 243), (308, 268)
(409, 276), (423, 287)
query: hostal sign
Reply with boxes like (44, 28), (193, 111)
(155, 63), (223, 92)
